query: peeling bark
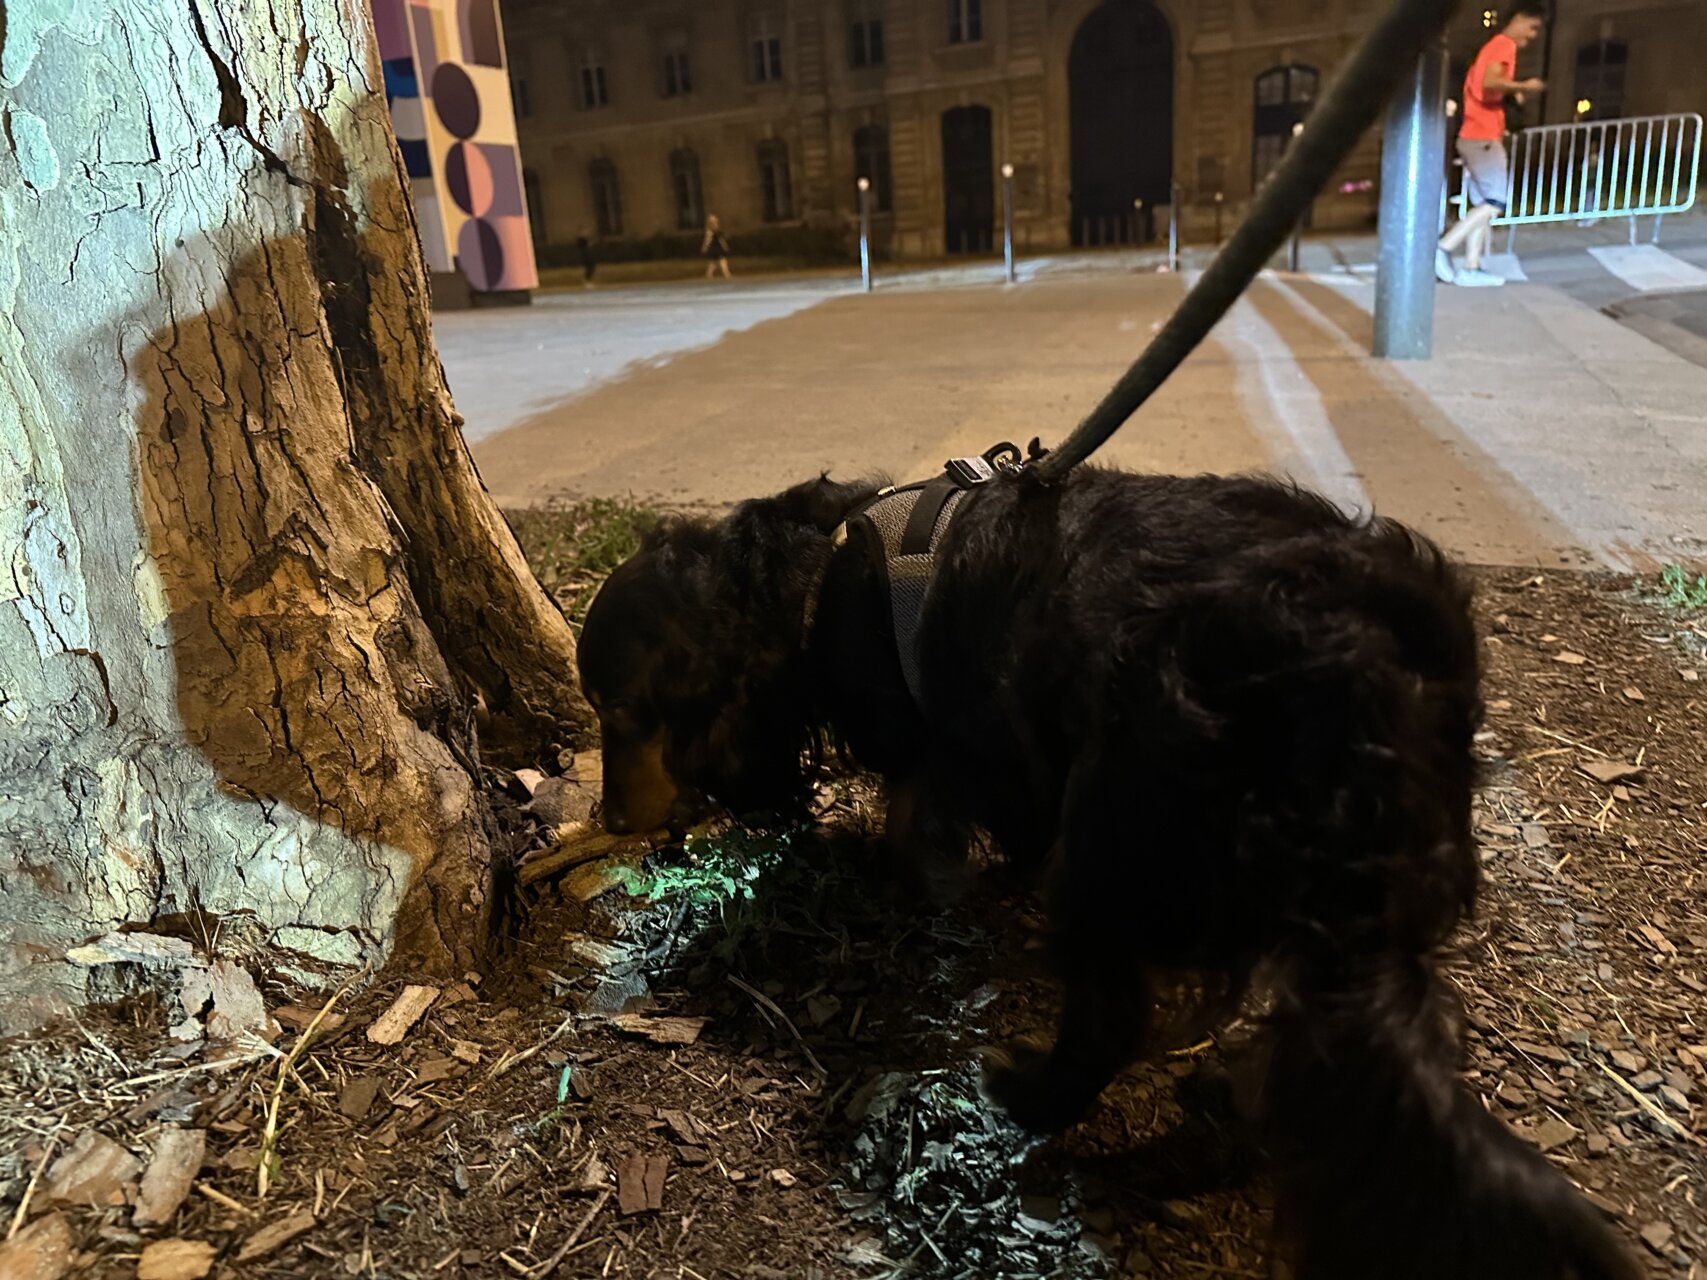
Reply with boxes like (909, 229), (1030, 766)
(0, 0), (583, 1027)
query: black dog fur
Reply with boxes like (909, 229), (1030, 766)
(577, 468), (1638, 1280)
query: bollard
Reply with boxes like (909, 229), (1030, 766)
(857, 177), (872, 292)
(1287, 121), (1305, 272)
(1373, 42), (1449, 359)
(1167, 181), (1179, 272)
(1001, 163), (1016, 284)
(1213, 191), (1225, 245)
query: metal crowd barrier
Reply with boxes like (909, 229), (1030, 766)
(1454, 112), (1702, 249)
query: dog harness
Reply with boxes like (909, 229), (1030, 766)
(835, 443), (1030, 706)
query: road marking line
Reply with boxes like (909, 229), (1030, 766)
(1202, 273), (1372, 515)
(1587, 243), (1707, 292)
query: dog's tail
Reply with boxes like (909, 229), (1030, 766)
(1259, 956), (1639, 1280)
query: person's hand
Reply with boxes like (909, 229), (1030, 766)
(1522, 77), (1546, 93)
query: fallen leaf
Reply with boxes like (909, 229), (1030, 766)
(1578, 759), (1645, 785)
(1522, 1116), (1578, 1153)
(609, 1014), (707, 1046)
(616, 1153), (669, 1215)
(339, 1076), (384, 1120)
(236, 1209), (316, 1263)
(1638, 924), (1677, 956)
(659, 1109), (701, 1146)
(44, 1130), (142, 1207)
(413, 1057), (461, 1085)
(273, 1005), (346, 1035)
(133, 1128), (206, 1226)
(0, 1212), (75, 1280)
(366, 985), (439, 1045)
(1639, 1221), (1673, 1255)
(1622, 686), (1645, 702)
(205, 960), (281, 1043)
(1552, 651), (1588, 665)
(137, 1239), (217, 1280)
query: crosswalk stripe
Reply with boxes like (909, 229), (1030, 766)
(1586, 243), (1707, 292)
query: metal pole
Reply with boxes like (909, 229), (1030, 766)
(1373, 41), (1448, 360)
(1287, 120), (1305, 272)
(1001, 162), (1016, 284)
(857, 177), (872, 292)
(1213, 191), (1224, 244)
(1167, 180), (1179, 272)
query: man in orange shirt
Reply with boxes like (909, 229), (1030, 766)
(1436, 4), (1547, 286)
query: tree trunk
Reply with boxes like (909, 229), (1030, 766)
(0, 0), (586, 1028)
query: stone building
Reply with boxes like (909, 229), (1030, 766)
(499, 0), (1706, 260)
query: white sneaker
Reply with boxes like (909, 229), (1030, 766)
(1454, 268), (1506, 287)
(1435, 248), (1455, 284)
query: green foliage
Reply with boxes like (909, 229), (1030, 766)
(506, 497), (661, 628)
(612, 825), (795, 908)
(1657, 562), (1707, 611)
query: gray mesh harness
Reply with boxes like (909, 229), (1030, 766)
(838, 453), (1007, 706)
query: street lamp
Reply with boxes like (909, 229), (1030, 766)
(1000, 162), (1016, 284)
(857, 176), (872, 292)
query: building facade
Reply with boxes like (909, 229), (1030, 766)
(499, 0), (1706, 261)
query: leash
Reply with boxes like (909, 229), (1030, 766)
(1023, 0), (1460, 485)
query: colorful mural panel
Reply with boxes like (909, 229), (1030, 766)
(373, 0), (537, 293)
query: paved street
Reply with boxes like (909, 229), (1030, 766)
(442, 216), (1707, 571)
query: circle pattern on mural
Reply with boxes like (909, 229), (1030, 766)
(444, 141), (496, 216)
(432, 63), (481, 139)
(458, 217), (506, 291)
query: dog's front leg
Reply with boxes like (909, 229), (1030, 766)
(982, 956), (1154, 1133)
(881, 774), (972, 907)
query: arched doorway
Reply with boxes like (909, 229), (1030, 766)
(942, 105), (994, 254)
(1068, 0), (1173, 246)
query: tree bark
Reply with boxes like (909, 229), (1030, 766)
(0, 0), (585, 1028)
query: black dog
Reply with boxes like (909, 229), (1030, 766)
(578, 468), (1636, 1279)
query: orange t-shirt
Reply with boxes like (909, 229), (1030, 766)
(1461, 33), (1517, 140)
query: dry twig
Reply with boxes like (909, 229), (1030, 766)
(728, 975), (826, 1079)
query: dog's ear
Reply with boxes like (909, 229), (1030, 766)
(762, 474), (881, 533)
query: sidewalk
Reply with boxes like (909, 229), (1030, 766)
(456, 256), (1707, 571)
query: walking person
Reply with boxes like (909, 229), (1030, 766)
(1437, 3), (1547, 287)
(701, 214), (732, 281)
(577, 234), (598, 289)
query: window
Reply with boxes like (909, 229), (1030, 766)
(669, 148), (704, 229)
(947, 0), (982, 44)
(1252, 64), (1318, 187)
(589, 159), (622, 236)
(663, 49), (693, 96)
(849, 0), (885, 67)
(579, 48), (609, 108)
(757, 139), (794, 221)
(1574, 39), (1627, 121)
(854, 124), (893, 212)
(749, 13), (784, 82)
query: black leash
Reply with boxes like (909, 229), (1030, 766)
(1024, 0), (1459, 486)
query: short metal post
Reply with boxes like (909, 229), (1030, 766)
(1373, 41), (1448, 360)
(1001, 162), (1016, 284)
(857, 177), (872, 292)
(1283, 121), (1297, 271)
(1167, 181), (1179, 272)
(1213, 191), (1225, 244)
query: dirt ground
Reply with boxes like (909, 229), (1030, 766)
(3, 563), (1705, 1280)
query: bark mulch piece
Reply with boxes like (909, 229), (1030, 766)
(1, 566), (1703, 1277)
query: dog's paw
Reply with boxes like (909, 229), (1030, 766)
(978, 1039), (1089, 1134)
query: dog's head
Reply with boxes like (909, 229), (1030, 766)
(578, 476), (880, 834)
